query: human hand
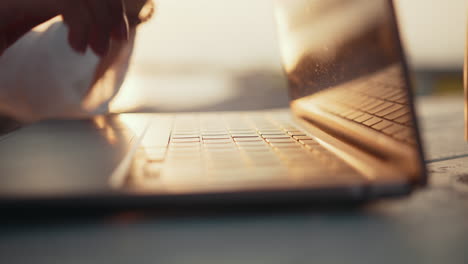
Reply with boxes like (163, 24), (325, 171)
(59, 0), (130, 56)
(62, 0), (154, 55)
(0, 0), (133, 57)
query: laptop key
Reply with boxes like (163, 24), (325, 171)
(171, 138), (200, 143)
(203, 139), (233, 144)
(375, 104), (403, 117)
(287, 131), (307, 136)
(345, 111), (364, 120)
(258, 130), (284, 134)
(203, 135), (231, 140)
(385, 108), (409, 120)
(293, 136), (314, 140)
(262, 135), (291, 139)
(231, 133), (260, 137)
(367, 102), (393, 114)
(354, 113), (373, 123)
(371, 120), (393, 130)
(362, 100), (385, 112)
(270, 143), (302, 148)
(170, 142), (200, 147)
(265, 138), (296, 143)
(234, 137), (263, 142)
(172, 135), (200, 139)
(201, 133), (230, 137)
(363, 117), (382, 126)
(394, 114), (411, 124)
(382, 124), (404, 135)
(236, 141), (267, 146)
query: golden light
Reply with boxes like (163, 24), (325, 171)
(92, 116), (118, 144)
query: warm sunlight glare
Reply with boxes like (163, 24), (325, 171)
(109, 0), (284, 113)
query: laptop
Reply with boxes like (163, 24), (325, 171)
(0, 0), (426, 208)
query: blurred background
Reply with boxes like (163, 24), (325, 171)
(109, 0), (467, 113)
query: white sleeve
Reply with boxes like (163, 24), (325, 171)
(0, 21), (133, 123)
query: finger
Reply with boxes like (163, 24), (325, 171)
(111, 13), (129, 41)
(107, 0), (129, 41)
(68, 22), (90, 54)
(62, 1), (92, 53)
(89, 27), (110, 57)
(85, 0), (114, 33)
(85, 0), (115, 56)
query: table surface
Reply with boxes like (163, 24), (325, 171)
(1, 96), (468, 264)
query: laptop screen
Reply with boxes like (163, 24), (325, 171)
(275, 0), (424, 181)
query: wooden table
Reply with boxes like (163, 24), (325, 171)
(1, 96), (467, 264)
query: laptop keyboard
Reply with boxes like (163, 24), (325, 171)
(308, 66), (416, 145)
(139, 113), (355, 181)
